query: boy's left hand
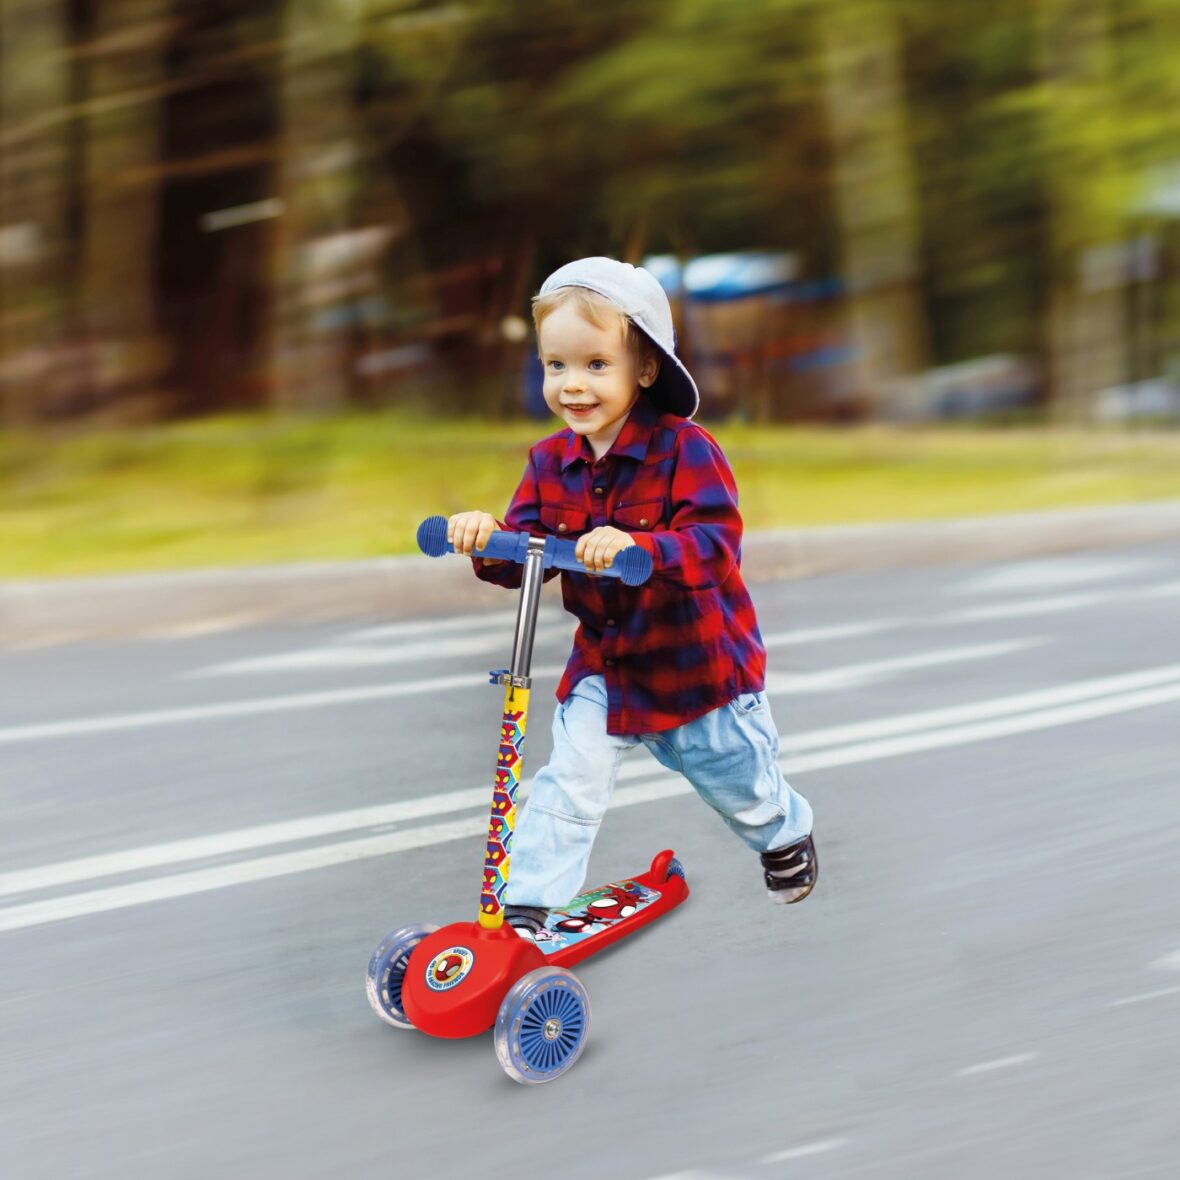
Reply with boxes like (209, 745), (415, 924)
(575, 526), (637, 574)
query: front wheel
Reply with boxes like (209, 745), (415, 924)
(366, 923), (438, 1029)
(494, 966), (591, 1084)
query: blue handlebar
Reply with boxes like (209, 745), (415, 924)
(416, 515), (653, 587)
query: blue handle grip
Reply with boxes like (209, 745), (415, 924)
(416, 515), (653, 587)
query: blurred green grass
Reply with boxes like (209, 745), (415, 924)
(3, 412), (1179, 578)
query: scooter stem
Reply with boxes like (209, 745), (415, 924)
(479, 538), (547, 929)
(507, 538), (548, 684)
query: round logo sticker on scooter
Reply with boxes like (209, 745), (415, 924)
(425, 946), (475, 992)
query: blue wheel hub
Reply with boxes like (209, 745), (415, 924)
(494, 966), (591, 1084)
(518, 983), (586, 1072)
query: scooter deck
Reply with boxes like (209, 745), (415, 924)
(533, 849), (689, 970)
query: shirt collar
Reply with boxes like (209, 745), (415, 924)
(559, 395), (660, 471)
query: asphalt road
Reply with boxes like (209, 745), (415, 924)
(3, 541), (1179, 1179)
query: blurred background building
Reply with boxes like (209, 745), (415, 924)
(2, 0), (1179, 427)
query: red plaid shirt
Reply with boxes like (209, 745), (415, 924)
(476, 395), (766, 734)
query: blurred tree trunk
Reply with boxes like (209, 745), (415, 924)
(273, 0), (363, 412)
(820, 1), (929, 415)
(78, 0), (169, 421)
(0, 0), (71, 424)
(1038, 0), (1125, 424)
(152, 0), (282, 416)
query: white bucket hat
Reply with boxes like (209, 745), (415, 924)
(538, 256), (700, 419)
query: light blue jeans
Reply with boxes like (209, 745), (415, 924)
(505, 675), (813, 907)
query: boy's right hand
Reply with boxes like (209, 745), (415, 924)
(447, 511), (501, 560)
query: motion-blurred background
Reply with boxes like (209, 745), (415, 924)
(3, 0), (1180, 575)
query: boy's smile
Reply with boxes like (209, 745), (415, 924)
(538, 302), (658, 459)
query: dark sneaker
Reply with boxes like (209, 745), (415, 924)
(505, 904), (548, 939)
(761, 834), (817, 904)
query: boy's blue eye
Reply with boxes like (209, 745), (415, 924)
(589, 360), (606, 371)
(548, 360), (564, 371)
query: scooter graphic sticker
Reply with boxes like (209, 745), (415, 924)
(535, 880), (660, 952)
(425, 946), (475, 991)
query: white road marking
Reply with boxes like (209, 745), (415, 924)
(761, 621), (898, 646)
(341, 610), (522, 642)
(1108, 986), (1180, 1008)
(0, 820), (487, 934)
(188, 623), (571, 677)
(0, 640), (1051, 748)
(783, 662), (1180, 752)
(771, 577), (1178, 644)
(782, 678), (1180, 775)
(0, 666), (565, 747)
(0, 786), (496, 898)
(196, 617), (908, 677)
(933, 580), (1178, 621)
(0, 779), (692, 934)
(5, 671), (1180, 932)
(170, 571), (1180, 678)
(766, 638), (1044, 693)
(3, 665), (1180, 897)
(1140, 577), (1180, 599)
(940, 593), (1105, 623)
(759, 1137), (848, 1164)
(0, 750), (660, 900)
(3, 658), (1171, 887)
(952, 555), (1155, 594)
(955, 1052), (1040, 1077)
(1152, 948), (1180, 971)
(177, 564), (1180, 679)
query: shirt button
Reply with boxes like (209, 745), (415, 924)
(594, 487), (604, 495)
(604, 658), (616, 668)
(638, 518), (649, 527)
(557, 523), (568, 533)
(606, 618), (617, 627)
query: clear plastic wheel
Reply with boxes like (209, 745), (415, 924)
(366, 923), (438, 1029)
(494, 966), (591, 1085)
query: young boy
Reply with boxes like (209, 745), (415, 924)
(448, 257), (815, 935)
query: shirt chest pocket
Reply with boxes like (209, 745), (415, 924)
(540, 504), (591, 537)
(612, 499), (664, 531)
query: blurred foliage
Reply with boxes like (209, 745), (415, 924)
(351, 0), (1180, 269)
(356, 0), (833, 265)
(2, 0), (1180, 422)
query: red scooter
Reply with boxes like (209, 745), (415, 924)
(366, 516), (689, 1084)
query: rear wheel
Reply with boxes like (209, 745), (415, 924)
(649, 848), (685, 883)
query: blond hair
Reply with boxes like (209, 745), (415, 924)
(532, 286), (661, 370)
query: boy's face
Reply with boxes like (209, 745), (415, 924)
(538, 302), (658, 459)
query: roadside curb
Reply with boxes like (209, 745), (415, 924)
(4, 500), (1180, 644)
